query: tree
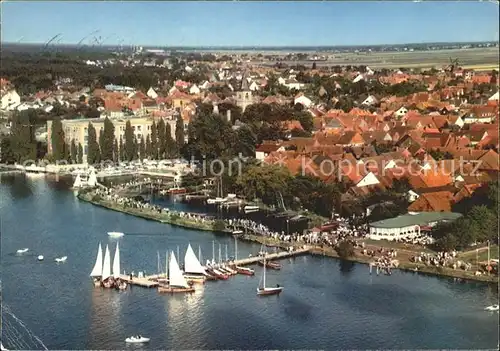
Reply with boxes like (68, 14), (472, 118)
(51, 117), (67, 161)
(70, 139), (77, 164)
(100, 117), (115, 161)
(312, 62), (317, 70)
(150, 120), (158, 159)
(119, 135), (125, 161)
(112, 138), (119, 163)
(87, 122), (100, 165)
(335, 240), (355, 259)
(175, 114), (185, 151)
(139, 135), (146, 160)
(0, 137), (15, 164)
(145, 134), (152, 158)
(77, 143), (83, 163)
(164, 122), (177, 158)
(157, 119), (167, 159)
(124, 121), (135, 161)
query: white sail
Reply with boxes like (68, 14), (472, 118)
(184, 243), (206, 274)
(102, 244), (111, 281)
(169, 251), (189, 288)
(87, 170), (97, 187)
(90, 242), (103, 277)
(112, 242), (121, 279)
(73, 174), (82, 188)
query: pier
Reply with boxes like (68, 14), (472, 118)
(119, 274), (159, 288)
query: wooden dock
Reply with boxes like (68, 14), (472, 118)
(230, 247), (311, 266)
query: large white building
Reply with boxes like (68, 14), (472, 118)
(368, 212), (462, 241)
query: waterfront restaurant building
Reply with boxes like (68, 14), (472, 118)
(368, 212), (462, 241)
(47, 116), (177, 163)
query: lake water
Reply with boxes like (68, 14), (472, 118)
(1, 174), (498, 350)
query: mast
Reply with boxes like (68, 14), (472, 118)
(212, 241), (215, 262)
(263, 255), (266, 288)
(218, 244), (222, 263)
(235, 237), (238, 261)
(165, 251), (168, 278)
(225, 244), (228, 261)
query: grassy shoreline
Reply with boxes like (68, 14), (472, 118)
(78, 193), (497, 285)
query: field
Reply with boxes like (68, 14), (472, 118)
(252, 47), (500, 69)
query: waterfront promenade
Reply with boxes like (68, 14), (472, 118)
(77, 189), (497, 284)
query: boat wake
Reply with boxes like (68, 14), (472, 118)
(1, 305), (48, 350)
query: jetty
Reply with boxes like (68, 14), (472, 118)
(119, 274), (159, 288)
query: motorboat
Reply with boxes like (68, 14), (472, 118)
(107, 232), (124, 237)
(55, 256), (67, 263)
(16, 248), (29, 254)
(37, 255), (44, 261)
(244, 205), (259, 213)
(232, 230), (243, 235)
(484, 304), (499, 312)
(207, 197), (226, 205)
(125, 336), (150, 343)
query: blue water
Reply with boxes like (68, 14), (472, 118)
(1, 174), (498, 350)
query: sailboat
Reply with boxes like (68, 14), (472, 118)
(90, 243), (104, 287)
(206, 176), (226, 204)
(72, 174), (83, 189)
(102, 244), (112, 288)
(257, 255), (283, 296)
(87, 170), (97, 187)
(158, 252), (195, 294)
(113, 243), (127, 290)
(183, 244), (207, 284)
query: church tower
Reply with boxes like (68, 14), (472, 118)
(235, 71), (253, 112)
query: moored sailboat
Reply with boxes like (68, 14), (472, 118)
(158, 252), (195, 294)
(102, 245), (112, 288)
(257, 255), (283, 296)
(258, 260), (281, 270)
(90, 243), (103, 287)
(112, 243), (127, 290)
(183, 243), (207, 284)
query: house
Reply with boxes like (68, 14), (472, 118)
(407, 191), (454, 212)
(395, 106), (408, 118)
(1, 90), (21, 110)
(294, 93), (312, 108)
(361, 95), (378, 106)
(189, 84), (200, 95)
(255, 143), (284, 161)
(249, 81), (260, 91)
(368, 212), (462, 241)
(147, 87), (158, 99)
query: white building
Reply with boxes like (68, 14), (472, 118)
(1, 90), (21, 111)
(294, 93), (312, 108)
(147, 87), (158, 99)
(361, 95), (378, 106)
(189, 84), (200, 95)
(368, 212), (462, 241)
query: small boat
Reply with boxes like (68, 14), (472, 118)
(206, 267), (229, 280)
(55, 256), (67, 263)
(235, 266), (255, 276)
(232, 230), (243, 235)
(90, 242), (104, 287)
(484, 304), (499, 312)
(222, 265), (237, 275)
(37, 255), (44, 261)
(16, 248), (29, 254)
(206, 197), (226, 205)
(125, 336), (150, 343)
(107, 232), (124, 237)
(258, 260), (281, 270)
(257, 255), (283, 296)
(167, 186), (187, 194)
(244, 205), (259, 213)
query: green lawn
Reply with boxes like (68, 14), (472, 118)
(460, 245), (499, 263)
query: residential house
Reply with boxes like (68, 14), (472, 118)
(294, 93), (313, 108)
(1, 90), (21, 111)
(147, 87), (158, 99)
(189, 84), (201, 95)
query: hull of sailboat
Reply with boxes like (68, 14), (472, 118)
(218, 266), (236, 275)
(92, 279), (102, 287)
(184, 274), (206, 284)
(257, 287), (283, 296)
(235, 266), (255, 276)
(206, 268), (229, 280)
(158, 285), (195, 294)
(258, 260), (281, 270)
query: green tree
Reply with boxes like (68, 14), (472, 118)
(335, 240), (355, 259)
(0, 137), (15, 164)
(119, 135), (125, 161)
(112, 138), (119, 163)
(124, 121), (135, 161)
(165, 121), (177, 158)
(50, 117), (67, 161)
(70, 139), (77, 164)
(150, 120), (158, 159)
(145, 134), (152, 158)
(139, 135), (146, 160)
(157, 118), (167, 159)
(212, 219), (226, 232)
(175, 114), (185, 151)
(100, 117), (115, 161)
(77, 143), (83, 163)
(87, 122), (100, 165)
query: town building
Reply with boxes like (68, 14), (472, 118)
(46, 116), (177, 163)
(368, 211), (462, 241)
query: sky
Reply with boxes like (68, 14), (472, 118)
(2, 1), (499, 47)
